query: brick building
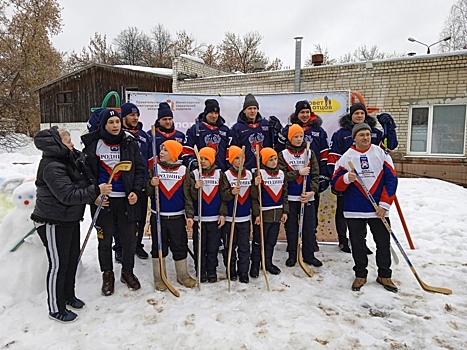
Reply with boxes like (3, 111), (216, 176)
(172, 53), (467, 185)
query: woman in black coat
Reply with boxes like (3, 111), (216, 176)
(32, 127), (112, 323)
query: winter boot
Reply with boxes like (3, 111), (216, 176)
(238, 272), (249, 284)
(152, 258), (167, 291)
(175, 259), (196, 288)
(121, 269), (141, 291)
(266, 264), (281, 275)
(351, 277), (367, 291)
(286, 253), (296, 267)
(303, 257), (323, 267)
(207, 270), (217, 283)
(376, 277), (398, 293)
(227, 266), (237, 281)
(339, 239), (351, 253)
(249, 261), (260, 278)
(101, 270), (115, 296)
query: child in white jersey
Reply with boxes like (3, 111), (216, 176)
(220, 146), (253, 284)
(251, 147), (288, 276)
(147, 140), (196, 291)
(278, 124), (321, 268)
(186, 147), (228, 283)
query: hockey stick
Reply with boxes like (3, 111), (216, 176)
(193, 145), (203, 291)
(382, 125), (414, 250)
(348, 161), (452, 295)
(226, 146), (246, 292)
(297, 142), (314, 277)
(255, 145), (270, 291)
(10, 227), (37, 252)
(78, 160), (132, 263)
(394, 196), (415, 250)
(151, 126), (180, 297)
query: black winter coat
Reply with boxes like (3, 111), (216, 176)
(81, 130), (146, 221)
(31, 127), (101, 225)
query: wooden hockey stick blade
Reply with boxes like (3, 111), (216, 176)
(159, 251), (180, 297)
(411, 267), (452, 295)
(297, 249), (314, 277)
(110, 160), (132, 177)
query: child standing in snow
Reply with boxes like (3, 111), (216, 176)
(278, 125), (321, 268)
(146, 140), (196, 291)
(186, 147), (228, 283)
(250, 147), (288, 276)
(220, 146), (252, 284)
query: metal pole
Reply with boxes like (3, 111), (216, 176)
(294, 36), (303, 92)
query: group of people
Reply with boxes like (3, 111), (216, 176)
(31, 93), (399, 323)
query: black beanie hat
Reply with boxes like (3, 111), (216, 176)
(99, 109), (121, 129)
(121, 102), (139, 118)
(294, 100), (312, 116)
(157, 102), (173, 120)
(349, 102), (368, 118)
(243, 93), (259, 110)
(204, 99), (220, 114)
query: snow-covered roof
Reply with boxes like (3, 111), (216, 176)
(114, 65), (172, 77)
(179, 54), (205, 64)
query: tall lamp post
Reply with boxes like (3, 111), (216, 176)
(407, 36), (452, 54)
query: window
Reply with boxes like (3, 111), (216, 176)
(56, 91), (73, 104)
(408, 105), (466, 156)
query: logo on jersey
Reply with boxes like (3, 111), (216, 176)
(360, 155), (369, 170)
(204, 134), (221, 152)
(248, 133), (265, 155)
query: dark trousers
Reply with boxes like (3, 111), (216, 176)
(251, 221), (280, 267)
(222, 221), (251, 274)
(193, 221), (221, 274)
(150, 214), (188, 261)
(37, 222), (80, 314)
(335, 195), (348, 245)
(113, 191), (148, 251)
(96, 197), (137, 271)
(347, 218), (392, 278)
(285, 201), (316, 261)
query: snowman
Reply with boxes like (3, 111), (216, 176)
(0, 181), (47, 305)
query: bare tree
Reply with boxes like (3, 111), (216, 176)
(114, 26), (152, 65)
(64, 33), (119, 72)
(439, 0), (467, 52)
(304, 44), (337, 66)
(0, 0), (63, 138)
(171, 29), (205, 57)
(149, 23), (173, 68)
(337, 44), (398, 63)
(201, 44), (220, 67)
(218, 31), (270, 73)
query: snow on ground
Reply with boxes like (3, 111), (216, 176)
(0, 145), (466, 350)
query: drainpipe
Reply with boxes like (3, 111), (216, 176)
(294, 36), (303, 92)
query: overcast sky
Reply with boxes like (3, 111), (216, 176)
(52, 0), (456, 68)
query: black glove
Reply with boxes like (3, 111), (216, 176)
(189, 159), (199, 172)
(268, 115), (283, 135)
(377, 113), (397, 130)
(318, 175), (330, 193)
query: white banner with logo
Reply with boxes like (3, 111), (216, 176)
(128, 91), (349, 136)
(129, 91), (350, 243)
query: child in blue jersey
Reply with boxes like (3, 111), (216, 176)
(220, 146), (253, 284)
(146, 140), (196, 291)
(186, 147), (228, 283)
(251, 147), (288, 276)
(278, 124), (321, 268)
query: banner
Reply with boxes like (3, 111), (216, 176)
(129, 91), (350, 243)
